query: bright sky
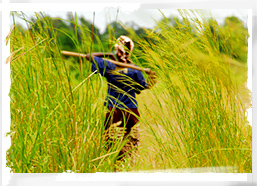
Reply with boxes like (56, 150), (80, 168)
(13, 9), (249, 34)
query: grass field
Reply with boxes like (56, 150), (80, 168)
(6, 10), (252, 173)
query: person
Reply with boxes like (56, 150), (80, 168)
(85, 35), (156, 161)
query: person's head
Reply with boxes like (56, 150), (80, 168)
(114, 35), (134, 63)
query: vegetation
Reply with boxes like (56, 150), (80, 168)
(6, 10), (251, 173)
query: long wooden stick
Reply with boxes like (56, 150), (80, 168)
(61, 50), (152, 74)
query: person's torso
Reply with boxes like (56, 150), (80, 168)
(105, 68), (138, 108)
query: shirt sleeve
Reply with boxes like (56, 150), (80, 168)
(133, 70), (148, 91)
(91, 56), (116, 76)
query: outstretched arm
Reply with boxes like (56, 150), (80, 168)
(85, 52), (116, 61)
(61, 50), (152, 75)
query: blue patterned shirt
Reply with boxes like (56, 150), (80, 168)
(92, 57), (147, 108)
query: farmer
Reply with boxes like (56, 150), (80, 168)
(85, 35), (156, 160)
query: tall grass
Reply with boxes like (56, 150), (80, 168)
(7, 12), (126, 173)
(129, 10), (251, 172)
(6, 10), (251, 173)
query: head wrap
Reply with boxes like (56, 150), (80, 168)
(114, 35), (134, 63)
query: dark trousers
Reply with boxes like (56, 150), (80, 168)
(104, 107), (140, 160)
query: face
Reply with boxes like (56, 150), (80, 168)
(115, 36), (134, 63)
(116, 48), (130, 62)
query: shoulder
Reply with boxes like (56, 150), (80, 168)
(94, 57), (116, 70)
(93, 56), (103, 62)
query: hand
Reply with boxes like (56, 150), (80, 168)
(147, 71), (157, 89)
(85, 53), (94, 61)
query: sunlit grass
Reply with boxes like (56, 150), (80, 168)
(130, 10), (251, 173)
